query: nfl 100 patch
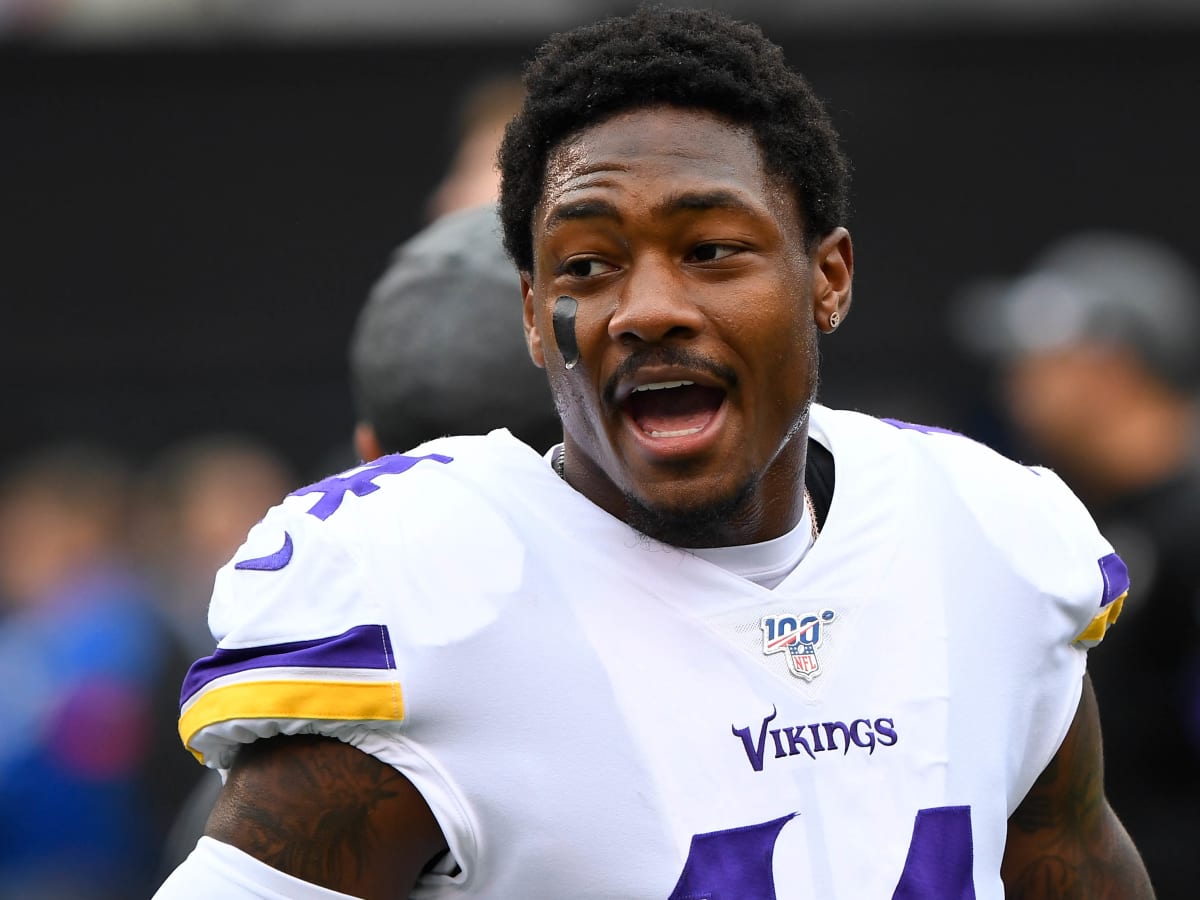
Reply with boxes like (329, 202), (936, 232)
(760, 609), (837, 681)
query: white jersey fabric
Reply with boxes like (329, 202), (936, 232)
(176, 405), (1127, 899)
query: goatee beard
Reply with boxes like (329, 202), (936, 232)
(622, 473), (761, 548)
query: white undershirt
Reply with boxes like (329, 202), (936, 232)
(685, 499), (815, 589)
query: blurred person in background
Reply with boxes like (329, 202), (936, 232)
(0, 444), (189, 899)
(349, 201), (560, 463)
(307, 76), (525, 478)
(955, 230), (1200, 897)
(136, 434), (298, 876)
(158, 203), (561, 872)
(423, 74), (525, 223)
(135, 434), (297, 658)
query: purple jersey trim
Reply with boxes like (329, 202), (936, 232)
(1098, 553), (1130, 608)
(891, 806), (975, 899)
(233, 531), (294, 571)
(669, 813), (795, 900)
(180, 624), (395, 705)
(880, 417), (965, 438)
(882, 416), (1047, 476)
(290, 453), (453, 521)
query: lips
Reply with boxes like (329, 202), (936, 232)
(622, 380), (727, 437)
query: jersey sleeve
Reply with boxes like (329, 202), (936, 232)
(879, 416), (1130, 653)
(174, 445), (528, 884)
(1022, 464), (1130, 649)
(177, 458), (426, 771)
(154, 837), (361, 899)
(873, 415), (1134, 808)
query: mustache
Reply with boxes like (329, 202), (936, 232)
(602, 347), (738, 406)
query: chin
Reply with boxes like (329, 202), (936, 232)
(622, 474), (759, 548)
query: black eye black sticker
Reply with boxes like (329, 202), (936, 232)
(553, 295), (580, 369)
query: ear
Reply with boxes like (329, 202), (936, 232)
(353, 422), (385, 463)
(812, 227), (854, 333)
(521, 272), (547, 369)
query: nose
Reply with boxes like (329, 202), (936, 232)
(607, 256), (706, 344)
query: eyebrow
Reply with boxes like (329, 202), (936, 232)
(654, 189), (758, 217)
(543, 189), (757, 234)
(544, 198), (622, 234)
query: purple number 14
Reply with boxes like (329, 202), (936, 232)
(668, 806), (975, 899)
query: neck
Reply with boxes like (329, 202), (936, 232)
(557, 430), (811, 548)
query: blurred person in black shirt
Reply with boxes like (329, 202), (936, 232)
(349, 201), (560, 463)
(955, 231), (1200, 898)
(158, 203), (561, 872)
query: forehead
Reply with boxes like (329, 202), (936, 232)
(535, 105), (797, 235)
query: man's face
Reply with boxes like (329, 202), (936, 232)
(1001, 342), (1132, 473)
(521, 105), (851, 546)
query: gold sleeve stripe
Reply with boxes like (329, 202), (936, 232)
(1074, 591), (1127, 646)
(179, 678), (404, 763)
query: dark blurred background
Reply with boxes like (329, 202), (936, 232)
(2, 2), (1200, 897)
(4, 0), (1199, 477)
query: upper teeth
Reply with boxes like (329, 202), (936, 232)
(633, 380), (694, 392)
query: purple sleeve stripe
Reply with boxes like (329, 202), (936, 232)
(1098, 553), (1130, 608)
(180, 624), (395, 705)
(880, 418), (966, 438)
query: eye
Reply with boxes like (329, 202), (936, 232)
(560, 257), (618, 278)
(689, 243), (740, 263)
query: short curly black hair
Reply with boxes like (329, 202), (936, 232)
(498, 4), (851, 273)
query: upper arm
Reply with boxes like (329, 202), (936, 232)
(205, 734), (448, 900)
(1002, 674), (1154, 899)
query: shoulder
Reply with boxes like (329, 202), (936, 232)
(815, 404), (1034, 478)
(240, 431), (549, 559)
(206, 429), (550, 632)
(813, 406), (1127, 643)
(182, 431), (554, 768)
(815, 405), (1102, 539)
(812, 405), (1058, 520)
(284, 430), (543, 530)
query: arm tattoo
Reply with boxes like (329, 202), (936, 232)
(206, 734), (446, 898)
(1004, 678), (1155, 899)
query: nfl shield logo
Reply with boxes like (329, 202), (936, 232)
(789, 648), (821, 679)
(760, 609), (837, 681)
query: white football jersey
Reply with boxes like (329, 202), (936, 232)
(178, 405), (1127, 899)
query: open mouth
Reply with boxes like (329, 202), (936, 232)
(622, 380), (727, 437)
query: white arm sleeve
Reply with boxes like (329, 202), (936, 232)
(153, 836), (363, 900)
